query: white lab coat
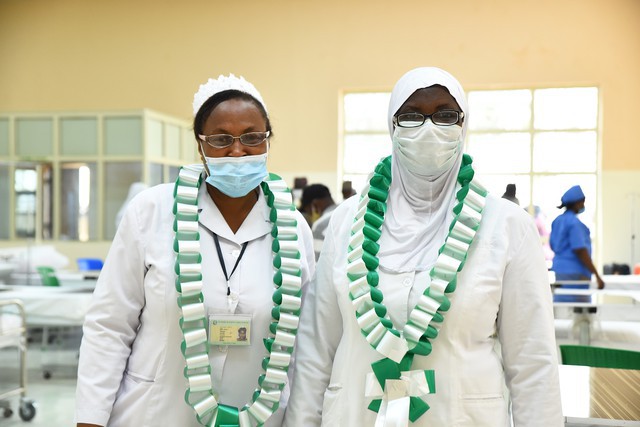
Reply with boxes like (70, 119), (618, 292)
(283, 194), (563, 427)
(76, 182), (315, 426)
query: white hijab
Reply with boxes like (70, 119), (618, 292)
(377, 67), (469, 272)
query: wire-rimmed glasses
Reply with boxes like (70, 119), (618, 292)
(198, 131), (270, 149)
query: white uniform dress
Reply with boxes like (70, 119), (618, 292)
(76, 182), (315, 426)
(283, 194), (563, 427)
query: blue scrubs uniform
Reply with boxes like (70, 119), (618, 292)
(550, 210), (592, 280)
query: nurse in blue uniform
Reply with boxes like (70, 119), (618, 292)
(550, 185), (605, 289)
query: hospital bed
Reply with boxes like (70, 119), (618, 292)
(601, 274), (640, 290)
(553, 288), (640, 349)
(0, 284), (94, 379)
(0, 299), (36, 421)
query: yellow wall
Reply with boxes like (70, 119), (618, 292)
(1, 0), (640, 265)
(2, 0), (639, 171)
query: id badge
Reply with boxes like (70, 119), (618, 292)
(208, 314), (252, 346)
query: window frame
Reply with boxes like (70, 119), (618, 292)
(0, 110), (196, 242)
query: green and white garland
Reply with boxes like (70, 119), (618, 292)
(347, 154), (487, 425)
(173, 165), (302, 427)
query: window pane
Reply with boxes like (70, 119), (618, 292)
(343, 134), (390, 174)
(41, 163), (53, 239)
(104, 117), (143, 156)
(534, 87), (598, 130)
(60, 162), (98, 241)
(475, 174), (531, 209)
(168, 166), (180, 183)
(182, 128), (197, 163)
(0, 164), (9, 238)
(149, 163), (163, 186)
(147, 119), (163, 157)
(60, 118), (98, 156)
(466, 132), (531, 174)
(14, 167), (38, 238)
(16, 118), (53, 157)
(104, 162), (143, 239)
(533, 131), (596, 173)
(532, 174), (597, 233)
(0, 119), (8, 156)
(344, 93), (390, 132)
(468, 90), (532, 131)
(165, 124), (181, 159)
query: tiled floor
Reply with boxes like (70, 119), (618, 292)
(1, 345), (77, 426)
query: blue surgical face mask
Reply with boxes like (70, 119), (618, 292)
(577, 207), (586, 214)
(203, 151), (268, 198)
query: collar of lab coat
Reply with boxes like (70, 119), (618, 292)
(197, 183), (272, 244)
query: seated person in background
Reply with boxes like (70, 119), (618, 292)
(292, 177), (307, 218)
(341, 180), (356, 201)
(302, 184), (337, 259)
(501, 183), (519, 205)
(550, 184), (605, 289)
(309, 184), (337, 241)
(298, 183), (324, 227)
(300, 184), (335, 230)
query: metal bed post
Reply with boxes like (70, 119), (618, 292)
(0, 299), (36, 421)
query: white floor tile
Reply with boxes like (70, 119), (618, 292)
(1, 344), (77, 426)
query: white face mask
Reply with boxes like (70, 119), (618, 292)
(392, 121), (462, 176)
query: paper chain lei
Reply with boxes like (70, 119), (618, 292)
(347, 154), (487, 424)
(173, 165), (302, 427)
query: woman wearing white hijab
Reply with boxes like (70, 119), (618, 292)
(283, 67), (562, 426)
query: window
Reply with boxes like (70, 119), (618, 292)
(341, 87), (600, 259)
(14, 167), (39, 238)
(60, 162), (98, 241)
(466, 87), (599, 254)
(341, 92), (391, 193)
(0, 110), (197, 241)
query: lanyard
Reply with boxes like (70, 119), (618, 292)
(213, 233), (248, 297)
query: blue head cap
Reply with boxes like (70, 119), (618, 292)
(561, 185), (585, 206)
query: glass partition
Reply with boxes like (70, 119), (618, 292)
(104, 117), (143, 156)
(149, 163), (163, 186)
(16, 118), (53, 157)
(60, 118), (98, 156)
(60, 162), (98, 241)
(14, 166), (38, 238)
(0, 119), (8, 156)
(0, 164), (9, 239)
(104, 162), (143, 239)
(0, 110), (191, 241)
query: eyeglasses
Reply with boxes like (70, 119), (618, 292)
(198, 131), (270, 149)
(393, 110), (464, 128)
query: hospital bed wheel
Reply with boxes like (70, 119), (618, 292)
(43, 370), (52, 379)
(19, 402), (36, 421)
(3, 408), (13, 418)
